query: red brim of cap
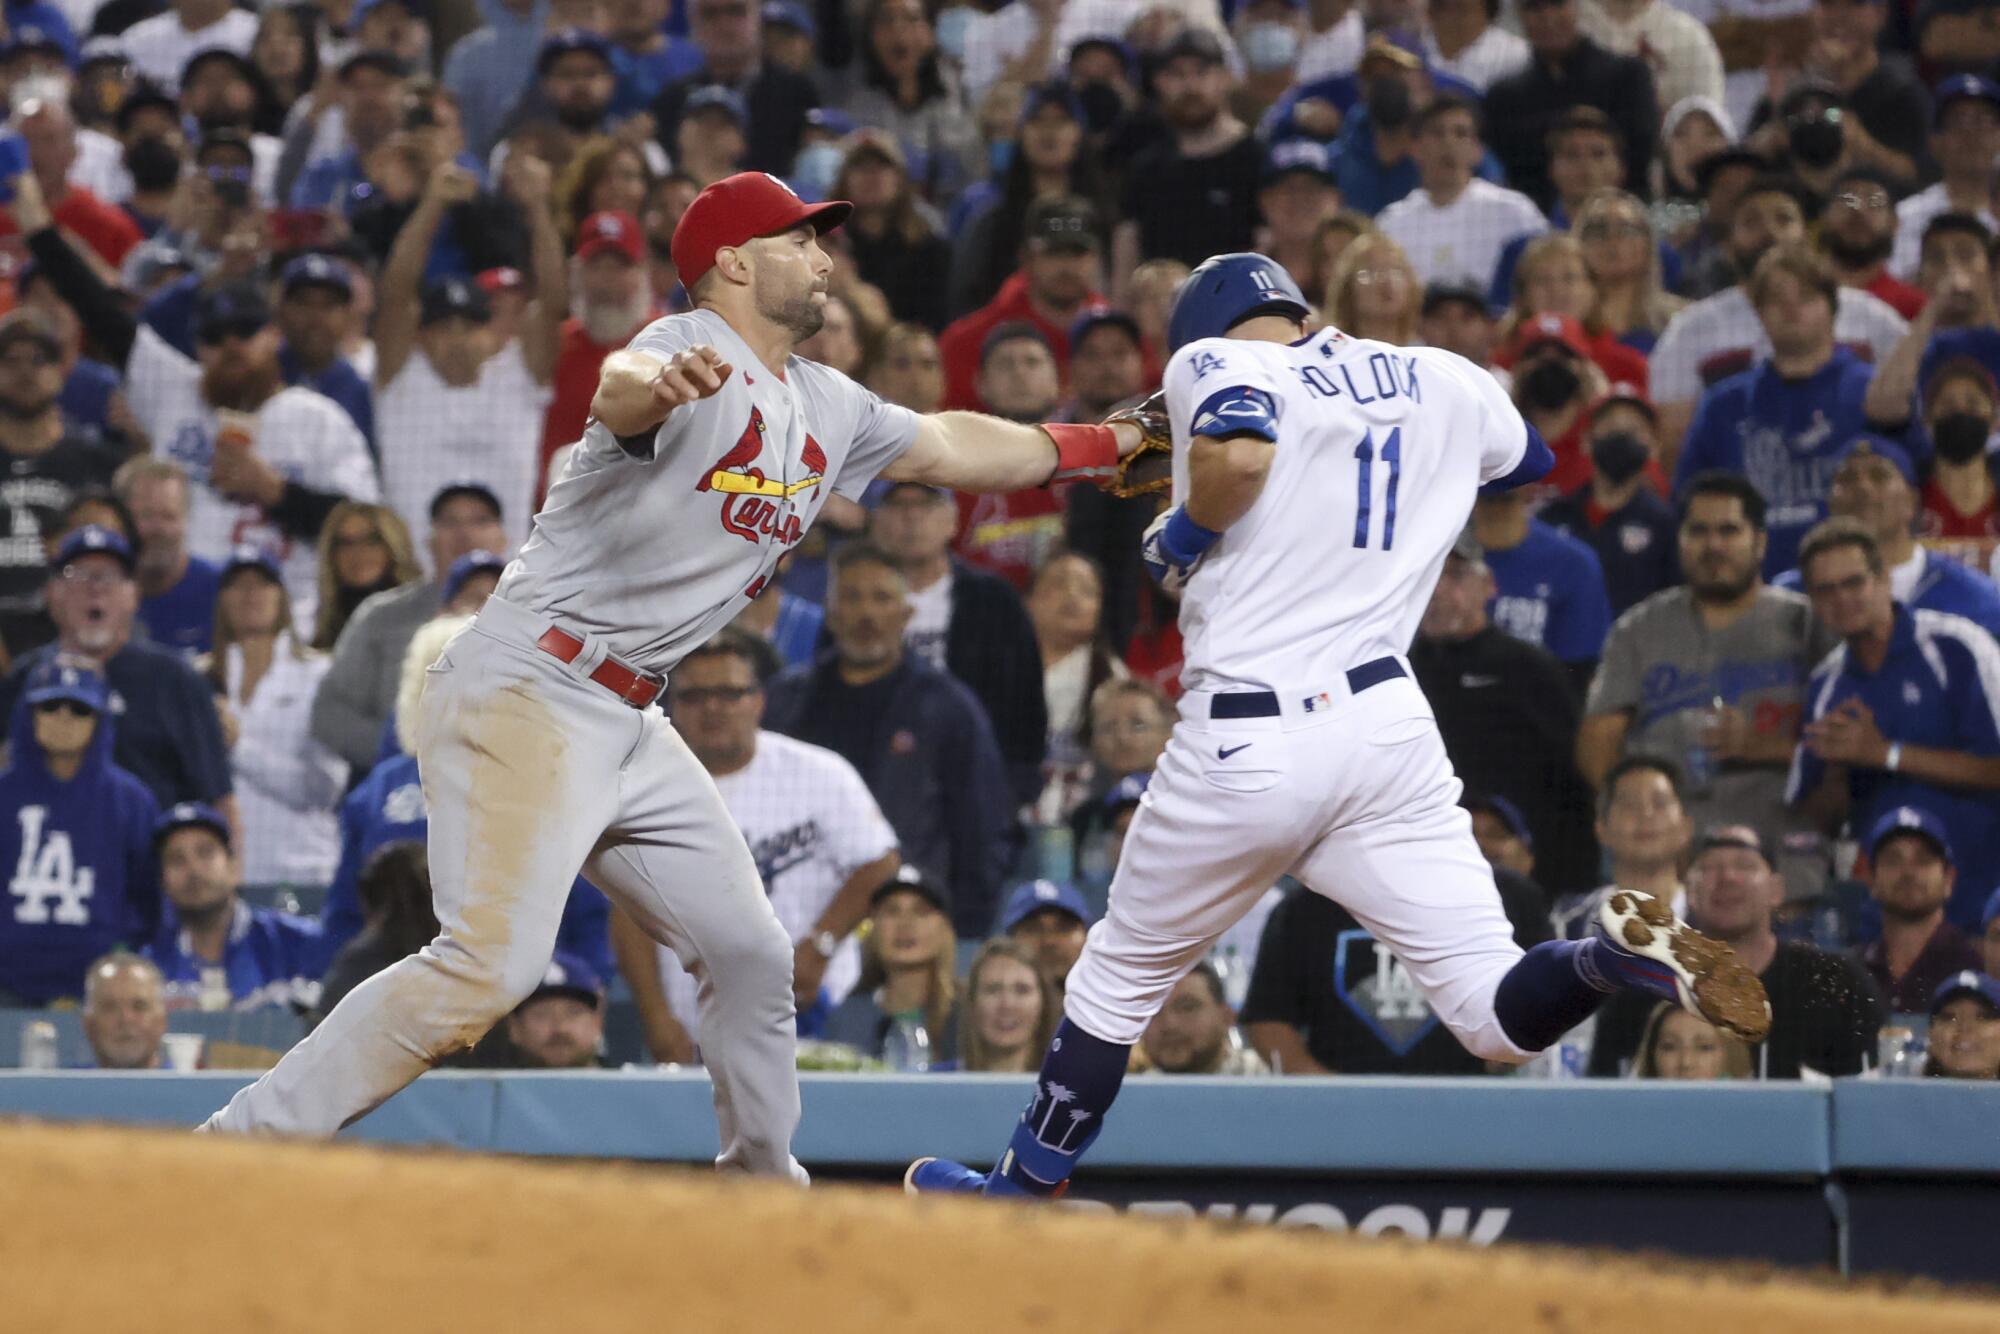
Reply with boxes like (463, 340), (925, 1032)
(575, 239), (642, 265)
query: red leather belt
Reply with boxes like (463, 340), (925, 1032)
(535, 627), (663, 709)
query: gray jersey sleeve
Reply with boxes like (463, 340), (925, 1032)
(614, 316), (712, 462)
(1585, 603), (1649, 718)
(827, 377), (921, 501)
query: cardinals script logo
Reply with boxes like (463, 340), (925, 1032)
(698, 407), (826, 545)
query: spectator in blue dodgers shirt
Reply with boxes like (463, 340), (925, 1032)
(145, 801), (326, 1011)
(1888, 76), (2000, 284)
(615, 628), (900, 1064)
(605, 0), (704, 120)
(10, 166), (380, 628)
(319, 614), (611, 974)
(1578, 475), (1839, 905)
(1540, 382), (1683, 617)
(0, 657), (158, 1007)
(442, 0), (552, 159)
(1377, 94), (1547, 292)
(1674, 244), (1876, 579)
(1772, 438), (2000, 640)
(0, 527), (235, 820)
(1790, 518), (2000, 931)
(499, 951), (609, 1069)
(650, 0), (821, 178)
(1468, 488), (1613, 693)
(1923, 971), (2000, 1079)
(1646, 175), (1905, 472)
(0, 309), (123, 658)
(764, 542), (1016, 941)
(1855, 806), (1986, 1015)
(197, 547), (348, 891)
(117, 458), (222, 658)
(269, 255), (375, 451)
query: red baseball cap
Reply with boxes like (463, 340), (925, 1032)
(1594, 380), (1655, 421)
(1503, 312), (1594, 364)
(669, 171), (851, 289)
(576, 210), (644, 264)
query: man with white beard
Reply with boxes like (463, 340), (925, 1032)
(537, 209), (658, 500)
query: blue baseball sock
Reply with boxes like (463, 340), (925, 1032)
(986, 1018), (1130, 1197)
(1491, 940), (1613, 1052)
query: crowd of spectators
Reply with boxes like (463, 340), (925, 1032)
(0, 0), (1994, 1083)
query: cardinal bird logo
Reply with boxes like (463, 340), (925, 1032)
(702, 409), (822, 546)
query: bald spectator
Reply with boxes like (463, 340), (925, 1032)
(1586, 826), (1883, 1077)
(80, 952), (168, 1069)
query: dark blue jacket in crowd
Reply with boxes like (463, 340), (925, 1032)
(0, 686), (159, 1004)
(764, 654), (1015, 937)
(320, 752), (612, 978)
(1484, 519), (1614, 667)
(148, 899), (330, 1011)
(140, 276), (376, 451)
(1788, 604), (2000, 929)
(1774, 548), (2000, 641)
(1675, 347), (1876, 577)
(58, 357), (121, 437)
(0, 641), (232, 809)
(135, 556), (224, 657)
(1540, 486), (1682, 617)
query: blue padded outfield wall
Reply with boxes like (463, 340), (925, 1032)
(2, 1072), (1994, 1285)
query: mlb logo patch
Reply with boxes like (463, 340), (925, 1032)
(1302, 691), (1331, 712)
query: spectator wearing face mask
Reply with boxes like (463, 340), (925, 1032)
(1540, 383), (1682, 616)
(1913, 357), (2000, 569)
(1743, 0), (1928, 197)
(1860, 213), (1994, 439)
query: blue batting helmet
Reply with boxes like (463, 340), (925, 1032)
(1166, 253), (1310, 354)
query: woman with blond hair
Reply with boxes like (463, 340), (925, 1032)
(310, 502), (421, 652)
(825, 867), (960, 1066)
(941, 938), (1058, 1073)
(1324, 233), (1421, 345)
(1577, 188), (1687, 356)
(199, 548), (348, 888)
(1497, 232), (1648, 388)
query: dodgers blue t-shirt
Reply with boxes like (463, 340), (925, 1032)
(1675, 348), (1877, 577)
(1484, 519), (1614, 664)
(137, 556), (223, 657)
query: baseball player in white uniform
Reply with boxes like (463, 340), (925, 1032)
(909, 254), (1771, 1200)
(200, 172), (1146, 1179)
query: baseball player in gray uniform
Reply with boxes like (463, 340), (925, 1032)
(201, 173), (1142, 1178)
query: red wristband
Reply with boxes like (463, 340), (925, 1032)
(1041, 422), (1120, 487)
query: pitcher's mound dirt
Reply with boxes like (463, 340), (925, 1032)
(6, 1121), (1996, 1333)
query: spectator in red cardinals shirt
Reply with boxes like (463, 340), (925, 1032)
(538, 210), (656, 499)
(936, 196), (1105, 412)
(954, 323), (1066, 592)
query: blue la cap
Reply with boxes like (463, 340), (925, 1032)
(194, 282), (272, 342)
(1000, 878), (1093, 934)
(3, 24), (69, 64)
(221, 544), (283, 585)
(1464, 792), (1533, 850)
(1102, 771), (1150, 812)
(154, 801), (231, 852)
(804, 106), (854, 137)
(684, 83), (748, 125)
(1933, 74), (2000, 128)
(1931, 969), (2000, 1014)
(1070, 305), (1142, 348)
(1263, 138), (1334, 186)
(280, 253), (354, 300)
(761, 0), (814, 38)
(419, 276), (491, 327)
(1867, 805), (1954, 865)
(1838, 435), (1916, 488)
(442, 549), (506, 604)
(23, 656), (108, 713)
(528, 950), (605, 1007)
(1020, 79), (1084, 126)
(50, 524), (133, 576)
(537, 27), (613, 74)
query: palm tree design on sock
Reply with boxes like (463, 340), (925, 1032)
(1032, 1081), (1075, 1145)
(1055, 1106), (1093, 1153)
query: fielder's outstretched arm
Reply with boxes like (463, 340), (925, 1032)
(886, 412), (1143, 492)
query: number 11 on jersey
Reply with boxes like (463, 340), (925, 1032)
(1352, 427), (1402, 551)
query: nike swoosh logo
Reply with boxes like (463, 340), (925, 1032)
(1218, 743), (1252, 759)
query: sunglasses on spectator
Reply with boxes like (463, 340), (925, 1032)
(33, 700), (95, 718)
(672, 685), (757, 706)
(198, 319), (267, 345)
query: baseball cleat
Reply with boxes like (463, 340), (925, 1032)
(904, 1157), (987, 1196)
(1594, 890), (1772, 1042)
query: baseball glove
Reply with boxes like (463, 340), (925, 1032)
(1100, 391), (1173, 498)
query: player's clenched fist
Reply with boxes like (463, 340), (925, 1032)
(653, 345), (734, 409)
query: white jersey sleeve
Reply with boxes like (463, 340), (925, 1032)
(125, 324), (199, 439)
(1449, 348), (1532, 483)
(617, 315), (716, 462)
(1163, 338), (1289, 449)
(825, 377), (920, 501)
(290, 394), (381, 501)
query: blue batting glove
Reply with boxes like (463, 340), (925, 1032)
(1142, 505), (1219, 595)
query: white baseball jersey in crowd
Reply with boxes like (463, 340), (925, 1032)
(654, 730), (898, 1042)
(1059, 327), (1540, 1064)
